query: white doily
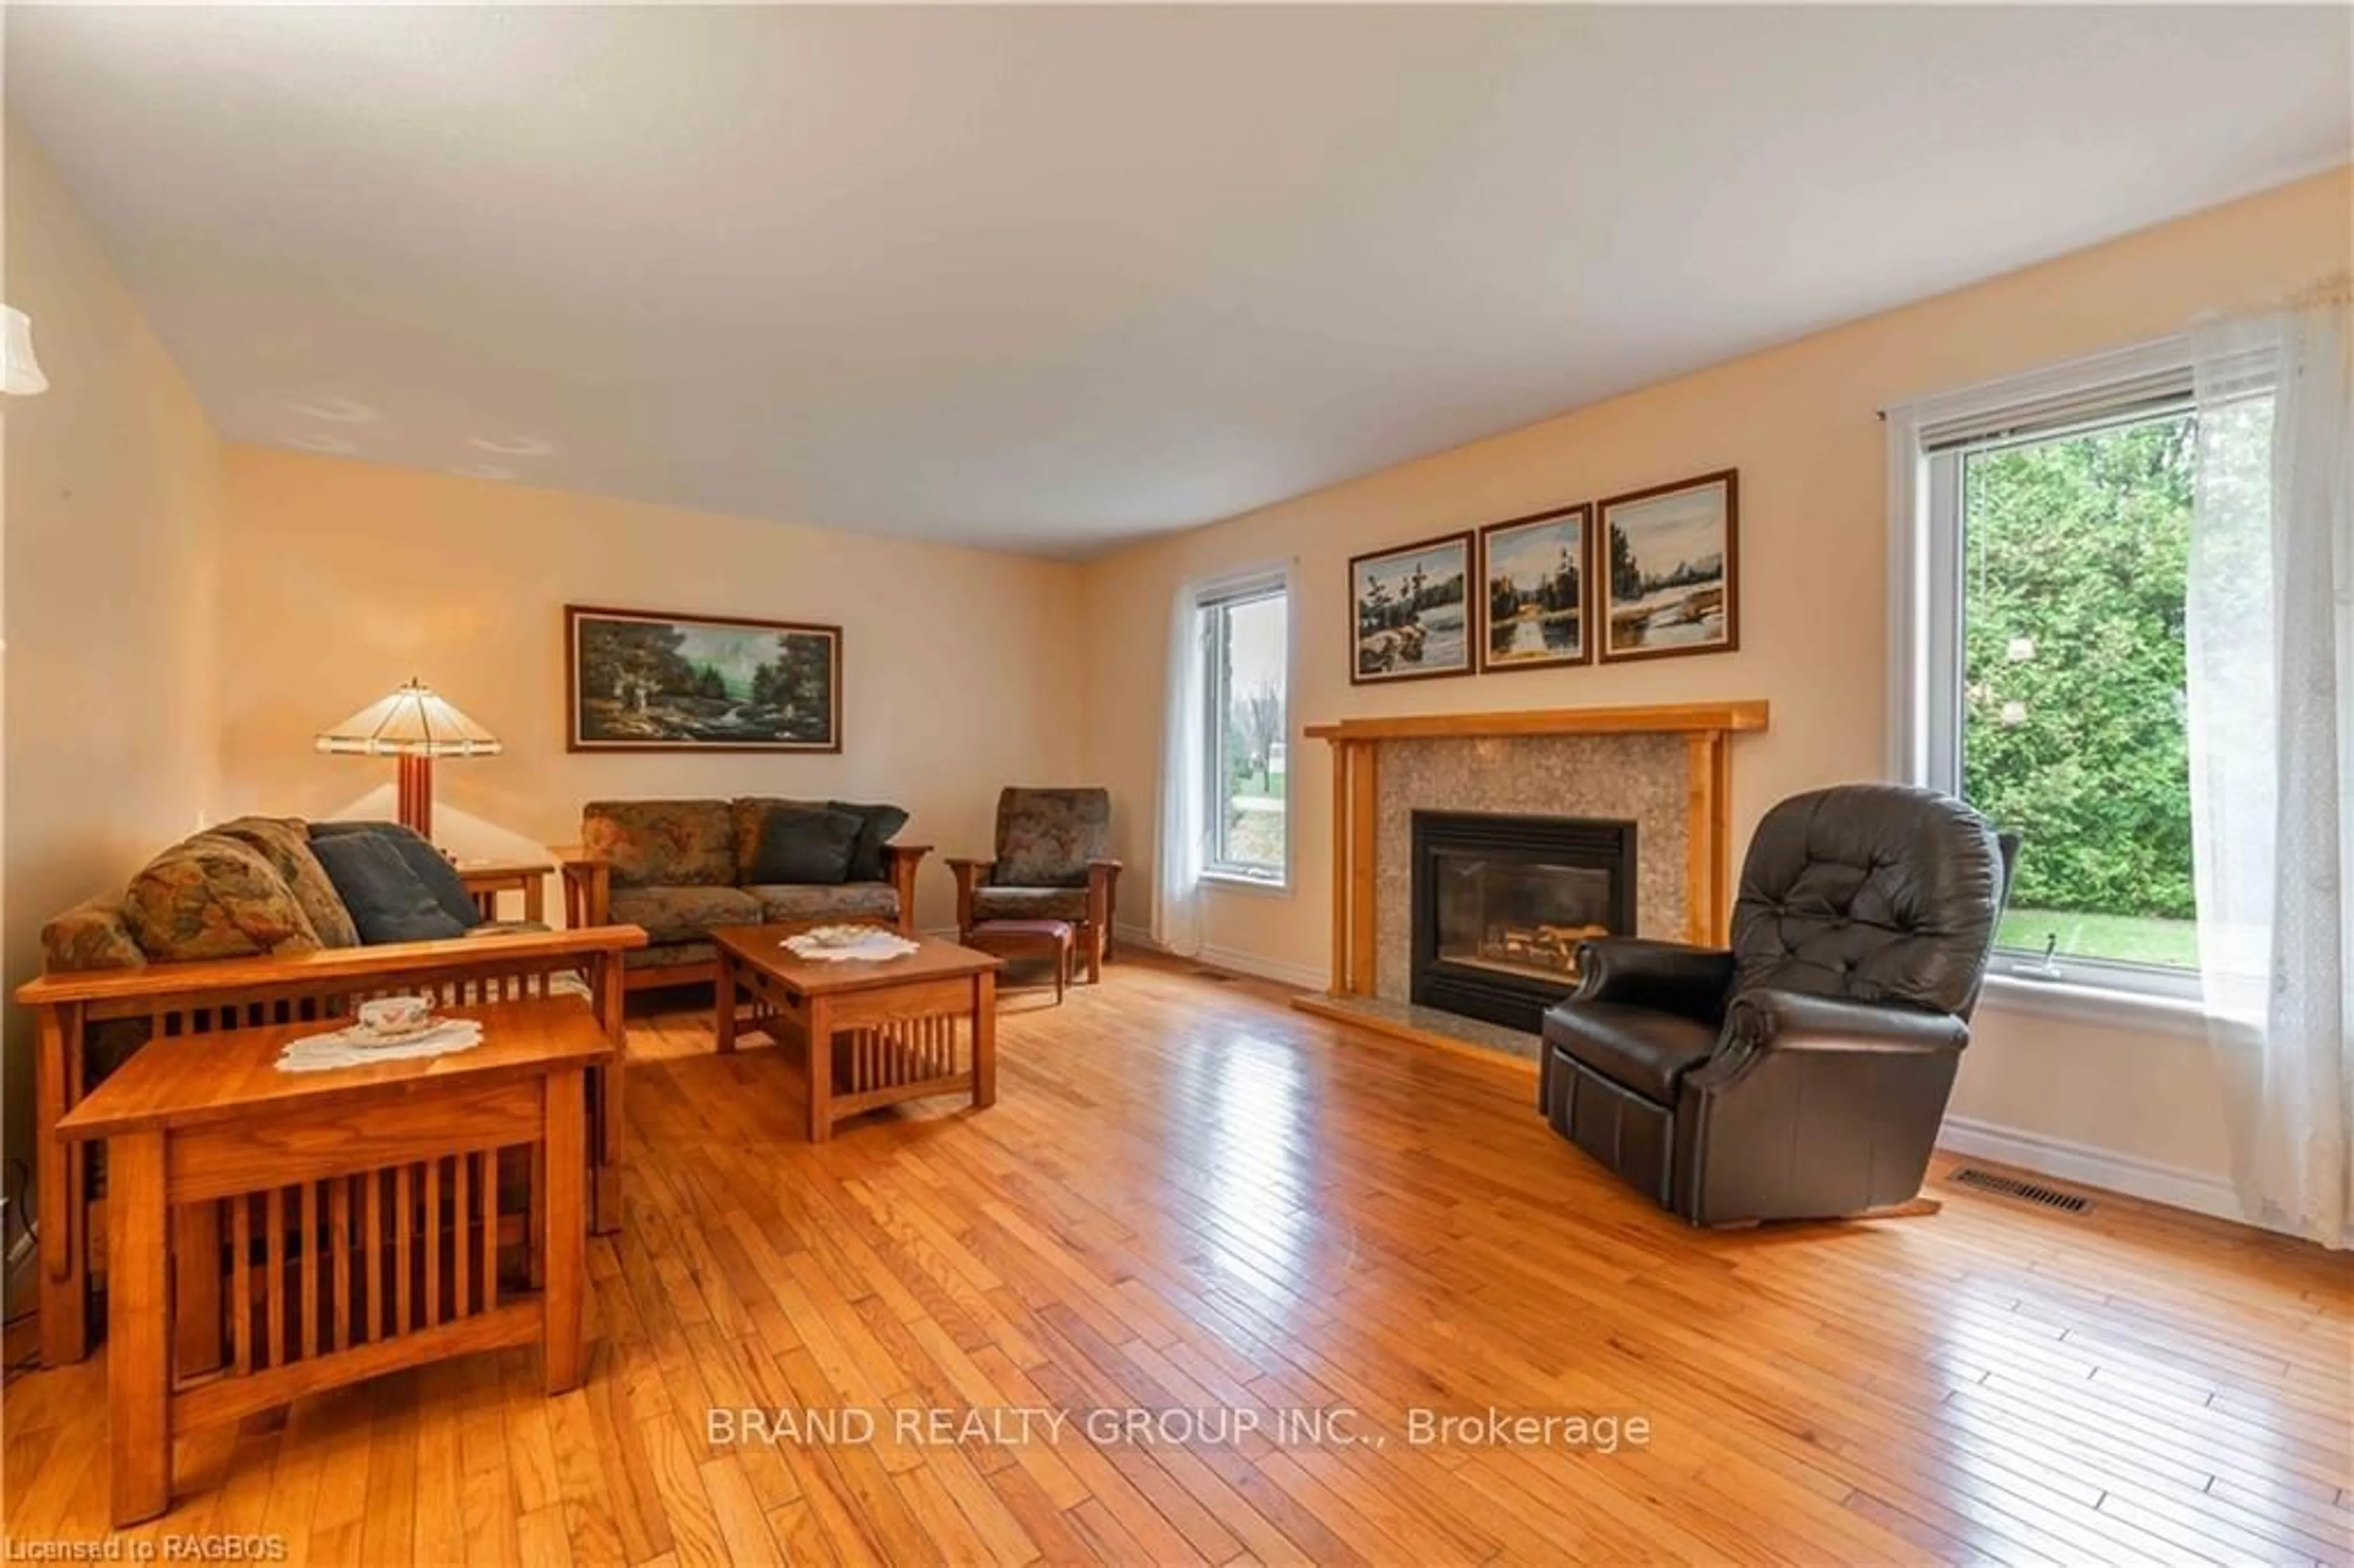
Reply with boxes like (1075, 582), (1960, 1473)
(276, 1018), (486, 1073)
(782, 931), (920, 963)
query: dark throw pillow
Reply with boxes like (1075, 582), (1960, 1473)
(747, 807), (864, 886)
(310, 820), (481, 929)
(828, 801), (911, 883)
(309, 831), (471, 944)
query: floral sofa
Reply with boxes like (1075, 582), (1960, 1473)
(560, 797), (928, 990)
(41, 815), (538, 975)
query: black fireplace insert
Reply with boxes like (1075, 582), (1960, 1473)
(1409, 810), (1636, 1033)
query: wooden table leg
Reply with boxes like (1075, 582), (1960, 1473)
(806, 995), (832, 1143)
(714, 947), (739, 1055)
(108, 1129), (171, 1526)
(973, 971), (997, 1111)
(37, 1003), (91, 1367)
(590, 951), (626, 1237)
(542, 1068), (587, 1396)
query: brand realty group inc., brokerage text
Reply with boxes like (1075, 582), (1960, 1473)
(709, 1404), (1654, 1454)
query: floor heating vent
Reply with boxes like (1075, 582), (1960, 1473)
(1949, 1166), (2093, 1214)
(1189, 969), (1238, 983)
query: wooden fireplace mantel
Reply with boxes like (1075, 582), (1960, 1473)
(1305, 700), (1769, 999)
(1302, 699), (1767, 744)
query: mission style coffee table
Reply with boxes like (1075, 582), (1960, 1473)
(710, 927), (1003, 1141)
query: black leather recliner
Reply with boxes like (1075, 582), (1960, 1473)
(1539, 783), (2014, 1225)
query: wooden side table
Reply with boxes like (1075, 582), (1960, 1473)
(455, 858), (553, 923)
(58, 997), (611, 1526)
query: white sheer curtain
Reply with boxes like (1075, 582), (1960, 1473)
(2185, 291), (2353, 1249)
(1152, 582), (1209, 958)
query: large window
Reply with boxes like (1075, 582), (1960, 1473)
(1894, 341), (2266, 997)
(1200, 577), (1289, 886)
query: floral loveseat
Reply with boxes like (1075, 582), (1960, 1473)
(560, 797), (928, 990)
(41, 816), (538, 976)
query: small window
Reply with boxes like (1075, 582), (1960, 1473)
(1200, 579), (1289, 886)
(1892, 339), (2263, 999)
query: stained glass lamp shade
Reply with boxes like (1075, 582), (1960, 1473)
(315, 679), (501, 839)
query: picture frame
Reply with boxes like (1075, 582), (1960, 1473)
(1477, 502), (1592, 674)
(1596, 469), (1739, 663)
(565, 604), (844, 752)
(1349, 531), (1476, 685)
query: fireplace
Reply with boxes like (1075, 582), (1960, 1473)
(1410, 810), (1636, 1033)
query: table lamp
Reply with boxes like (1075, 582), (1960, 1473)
(315, 678), (501, 840)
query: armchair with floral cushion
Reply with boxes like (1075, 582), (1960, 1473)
(948, 787), (1122, 984)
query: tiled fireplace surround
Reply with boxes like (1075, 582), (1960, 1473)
(1293, 702), (1769, 1057)
(1375, 734), (1687, 1007)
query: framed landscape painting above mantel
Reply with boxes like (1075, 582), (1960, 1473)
(1478, 502), (1591, 673)
(566, 604), (843, 752)
(1349, 531), (1474, 685)
(1598, 469), (1739, 663)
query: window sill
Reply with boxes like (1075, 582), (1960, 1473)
(1201, 869), (1292, 898)
(1978, 973), (2250, 1043)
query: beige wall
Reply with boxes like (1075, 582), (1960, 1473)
(2, 126), (225, 1165)
(1078, 167), (2353, 1194)
(219, 449), (1086, 931)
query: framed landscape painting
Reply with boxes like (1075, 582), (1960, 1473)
(566, 604), (843, 752)
(1478, 503), (1591, 673)
(1350, 531), (1474, 684)
(1598, 470), (1739, 663)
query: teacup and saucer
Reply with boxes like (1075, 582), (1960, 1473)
(352, 994), (440, 1046)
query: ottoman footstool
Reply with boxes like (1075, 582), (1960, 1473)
(963, 919), (1075, 1002)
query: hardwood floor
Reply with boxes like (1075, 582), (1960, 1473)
(6, 956), (2349, 1564)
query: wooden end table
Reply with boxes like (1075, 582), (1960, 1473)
(710, 927), (1003, 1141)
(58, 997), (611, 1526)
(454, 858), (554, 923)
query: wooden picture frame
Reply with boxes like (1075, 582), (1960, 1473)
(1477, 502), (1593, 674)
(1596, 470), (1740, 663)
(565, 604), (844, 753)
(1348, 531), (1476, 685)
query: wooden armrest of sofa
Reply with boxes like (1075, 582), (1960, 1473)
(16, 925), (647, 1010)
(881, 844), (932, 936)
(553, 845), (614, 927)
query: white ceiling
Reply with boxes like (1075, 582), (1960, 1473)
(11, 6), (2350, 557)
